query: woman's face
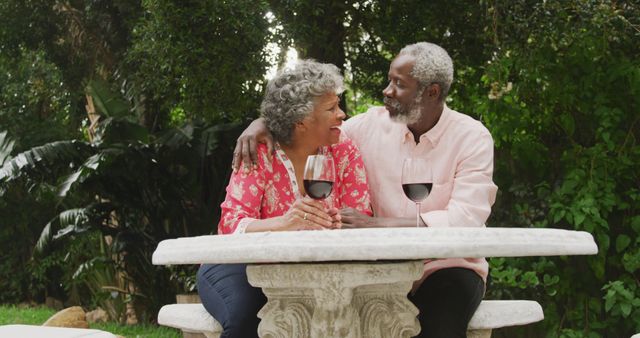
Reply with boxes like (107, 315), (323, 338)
(300, 92), (345, 147)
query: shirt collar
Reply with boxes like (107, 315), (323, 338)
(401, 104), (451, 146)
(424, 104), (450, 146)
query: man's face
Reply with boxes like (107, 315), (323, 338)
(382, 54), (423, 124)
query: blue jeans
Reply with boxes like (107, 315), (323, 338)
(197, 264), (267, 338)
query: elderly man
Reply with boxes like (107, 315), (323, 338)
(233, 42), (498, 338)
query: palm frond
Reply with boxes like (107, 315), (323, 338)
(58, 153), (103, 198)
(92, 118), (150, 146)
(35, 202), (116, 254)
(0, 140), (94, 183)
(35, 208), (90, 253)
(0, 131), (15, 166)
(155, 124), (195, 150)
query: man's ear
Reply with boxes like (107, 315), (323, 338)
(424, 83), (441, 101)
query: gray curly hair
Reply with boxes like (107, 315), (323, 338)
(399, 42), (453, 101)
(260, 59), (344, 145)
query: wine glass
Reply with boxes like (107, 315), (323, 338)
(402, 158), (433, 227)
(303, 155), (335, 200)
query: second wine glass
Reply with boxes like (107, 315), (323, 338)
(402, 158), (432, 227)
(303, 155), (335, 200)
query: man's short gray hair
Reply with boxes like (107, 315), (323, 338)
(399, 42), (453, 100)
(260, 59), (344, 145)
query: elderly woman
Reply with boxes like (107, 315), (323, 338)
(197, 60), (372, 338)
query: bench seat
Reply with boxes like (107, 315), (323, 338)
(158, 300), (543, 338)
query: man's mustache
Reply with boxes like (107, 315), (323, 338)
(383, 97), (401, 110)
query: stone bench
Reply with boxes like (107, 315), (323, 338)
(158, 299), (543, 338)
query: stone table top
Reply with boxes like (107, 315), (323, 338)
(152, 227), (598, 265)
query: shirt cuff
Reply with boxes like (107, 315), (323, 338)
(421, 210), (450, 227)
(233, 218), (258, 234)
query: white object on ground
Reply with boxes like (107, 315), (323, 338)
(0, 324), (116, 338)
(158, 304), (222, 338)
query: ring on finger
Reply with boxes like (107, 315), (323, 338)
(303, 213), (308, 221)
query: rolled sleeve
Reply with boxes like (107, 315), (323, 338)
(421, 131), (498, 227)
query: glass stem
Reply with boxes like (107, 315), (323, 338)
(416, 202), (421, 228)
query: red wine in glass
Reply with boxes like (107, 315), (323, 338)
(304, 180), (334, 200)
(402, 183), (433, 202)
(402, 158), (432, 227)
(303, 155), (335, 201)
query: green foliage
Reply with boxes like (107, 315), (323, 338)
(0, 49), (77, 150)
(1, 79), (243, 319)
(126, 0), (272, 125)
(480, 1), (640, 336)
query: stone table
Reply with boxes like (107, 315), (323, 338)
(153, 227), (598, 338)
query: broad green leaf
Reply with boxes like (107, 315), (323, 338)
(604, 294), (615, 312)
(620, 303), (632, 317)
(631, 216), (640, 233)
(86, 79), (130, 117)
(616, 235), (631, 253)
(622, 250), (640, 273)
(558, 113), (575, 136)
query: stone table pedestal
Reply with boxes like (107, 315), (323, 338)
(247, 261), (423, 338)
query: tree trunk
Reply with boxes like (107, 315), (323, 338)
(268, 1), (349, 113)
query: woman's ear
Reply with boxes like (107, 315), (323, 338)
(294, 120), (307, 134)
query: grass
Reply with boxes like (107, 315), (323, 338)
(0, 304), (182, 338)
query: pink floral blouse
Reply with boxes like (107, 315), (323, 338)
(218, 138), (372, 234)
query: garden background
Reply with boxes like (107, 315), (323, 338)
(0, 1), (638, 337)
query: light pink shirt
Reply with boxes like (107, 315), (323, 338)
(342, 105), (498, 285)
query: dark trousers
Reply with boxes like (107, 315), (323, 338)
(197, 264), (483, 338)
(409, 267), (486, 338)
(197, 264), (266, 338)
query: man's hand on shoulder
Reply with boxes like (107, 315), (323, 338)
(233, 118), (274, 173)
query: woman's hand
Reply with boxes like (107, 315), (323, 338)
(233, 118), (274, 173)
(277, 197), (336, 231)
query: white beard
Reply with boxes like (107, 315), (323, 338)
(387, 92), (423, 125)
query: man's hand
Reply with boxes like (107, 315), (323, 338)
(341, 208), (424, 228)
(340, 208), (379, 228)
(327, 207), (342, 229)
(233, 118), (274, 172)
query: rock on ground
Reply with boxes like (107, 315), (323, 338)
(42, 306), (89, 329)
(86, 308), (109, 323)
